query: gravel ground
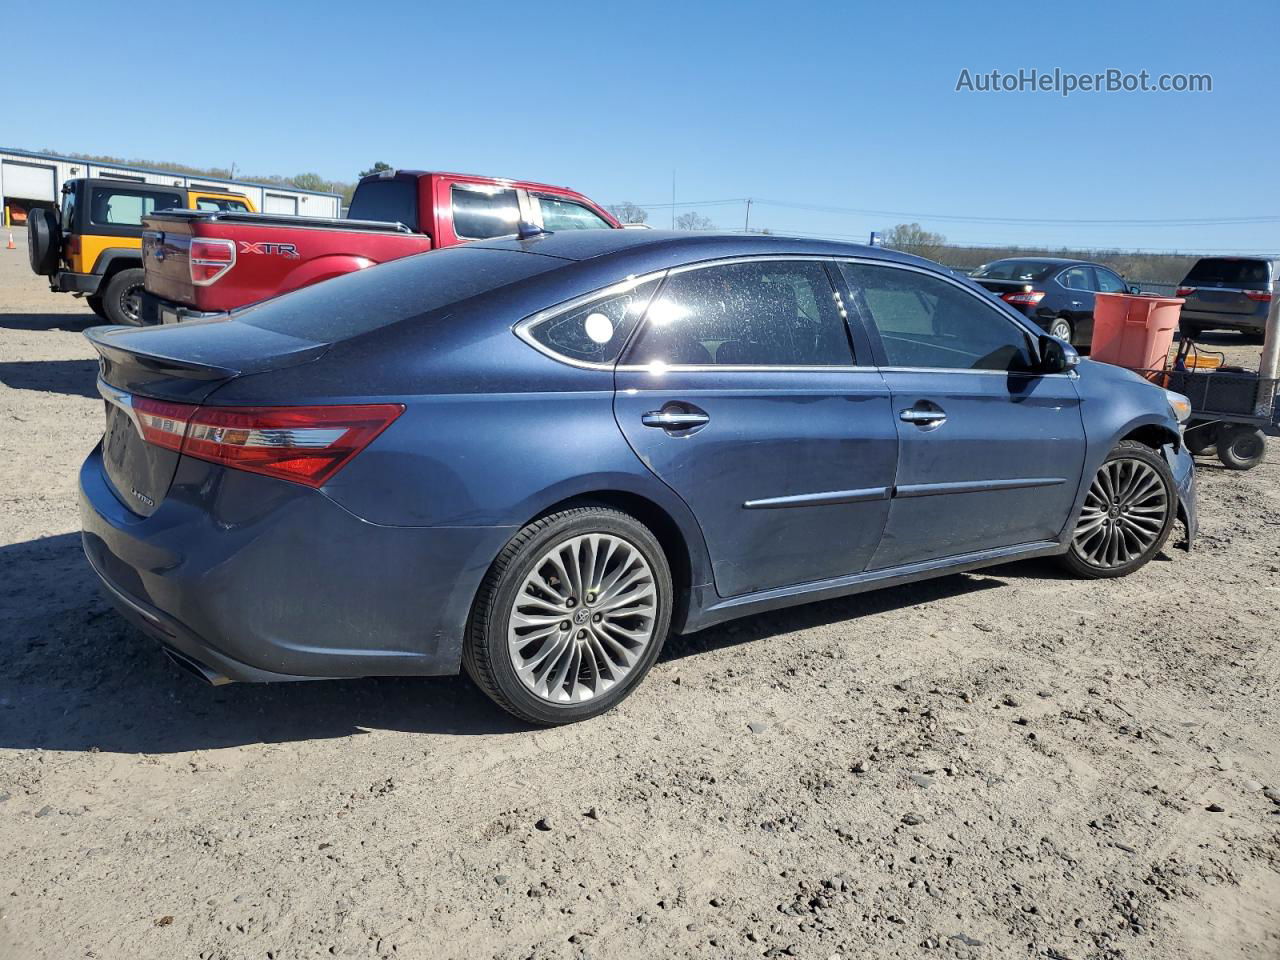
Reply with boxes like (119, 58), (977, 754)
(1, 236), (1277, 960)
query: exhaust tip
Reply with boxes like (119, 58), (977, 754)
(163, 647), (232, 686)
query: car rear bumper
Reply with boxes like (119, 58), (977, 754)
(1164, 441), (1198, 548)
(53, 271), (102, 295)
(79, 443), (515, 683)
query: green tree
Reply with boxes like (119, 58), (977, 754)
(606, 201), (648, 225)
(359, 161), (394, 178)
(883, 222), (948, 262)
(291, 172), (329, 192)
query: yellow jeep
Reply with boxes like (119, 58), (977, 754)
(27, 178), (255, 324)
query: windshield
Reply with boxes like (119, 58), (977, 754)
(972, 260), (1057, 282)
(347, 178), (419, 231)
(1183, 258), (1271, 289)
(238, 247), (560, 341)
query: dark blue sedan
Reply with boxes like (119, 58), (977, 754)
(970, 257), (1135, 348)
(80, 231), (1197, 724)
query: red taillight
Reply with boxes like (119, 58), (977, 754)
(132, 395), (197, 451)
(1175, 286), (1196, 297)
(1002, 290), (1045, 306)
(67, 235), (82, 258)
(129, 398), (404, 487)
(1244, 290), (1273, 303)
(189, 238), (236, 286)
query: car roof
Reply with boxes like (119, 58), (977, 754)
(470, 229), (937, 268)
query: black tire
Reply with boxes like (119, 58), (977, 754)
(463, 505), (673, 725)
(85, 295), (108, 319)
(1183, 422), (1217, 457)
(1047, 316), (1073, 343)
(101, 267), (146, 325)
(1180, 322), (1203, 341)
(1216, 424), (1266, 471)
(1059, 440), (1177, 580)
(26, 207), (60, 276)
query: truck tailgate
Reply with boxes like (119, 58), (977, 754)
(142, 219), (195, 306)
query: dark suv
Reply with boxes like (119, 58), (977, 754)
(1176, 257), (1278, 338)
(970, 257), (1134, 349)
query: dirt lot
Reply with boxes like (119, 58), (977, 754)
(1, 237), (1277, 960)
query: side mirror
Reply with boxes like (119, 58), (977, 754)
(1128, 284), (1142, 294)
(1038, 334), (1080, 374)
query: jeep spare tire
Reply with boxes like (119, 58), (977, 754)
(27, 207), (60, 277)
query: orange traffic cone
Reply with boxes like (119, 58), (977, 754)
(5, 232), (14, 250)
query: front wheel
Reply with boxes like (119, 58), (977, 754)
(1060, 440), (1176, 579)
(101, 267), (146, 325)
(463, 506), (673, 725)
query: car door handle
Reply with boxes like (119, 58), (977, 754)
(900, 408), (947, 425)
(642, 410), (710, 430)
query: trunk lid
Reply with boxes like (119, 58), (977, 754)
(973, 278), (1035, 298)
(86, 320), (329, 516)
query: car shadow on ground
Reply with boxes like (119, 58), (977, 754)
(1, 531), (1023, 755)
(0, 311), (95, 332)
(0, 360), (99, 398)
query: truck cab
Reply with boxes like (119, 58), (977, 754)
(26, 178), (255, 324)
(139, 170), (619, 324)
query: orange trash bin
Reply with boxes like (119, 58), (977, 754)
(1089, 292), (1184, 370)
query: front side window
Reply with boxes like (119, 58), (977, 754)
(626, 260), (852, 367)
(89, 187), (182, 226)
(523, 278), (661, 365)
(536, 196), (611, 231)
(1059, 266), (1094, 291)
(840, 262), (1035, 372)
(452, 185), (519, 239)
(1094, 268), (1126, 293)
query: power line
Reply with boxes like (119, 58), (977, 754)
(621, 196), (1280, 227)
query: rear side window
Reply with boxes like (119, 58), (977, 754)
(1183, 258), (1271, 289)
(521, 278), (661, 365)
(626, 260), (852, 367)
(89, 187), (182, 226)
(347, 178), (419, 230)
(238, 247), (561, 341)
(841, 262), (1035, 372)
(1059, 266), (1094, 291)
(452, 185), (520, 239)
(195, 197), (250, 212)
(973, 260), (1055, 282)
(536, 196), (612, 231)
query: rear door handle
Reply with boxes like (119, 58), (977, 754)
(900, 407), (947, 425)
(642, 410), (710, 430)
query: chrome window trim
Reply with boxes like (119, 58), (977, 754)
(513, 269), (671, 371)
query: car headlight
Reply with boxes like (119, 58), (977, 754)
(1165, 390), (1192, 424)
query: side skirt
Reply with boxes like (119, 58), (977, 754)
(680, 540), (1066, 634)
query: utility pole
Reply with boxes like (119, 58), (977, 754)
(744, 198), (752, 233)
(671, 170), (676, 230)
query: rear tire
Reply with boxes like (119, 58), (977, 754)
(1048, 317), (1073, 343)
(1183, 422), (1217, 457)
(1060, 440), (1176, 579)
(85, 295), (108, 319)
(1180, 323), (1204, 341)
(26, 207), (60, 276)
(1216, 424), (1266, 470)
(102, 267), (146, 325)
(463, 506), (673, 725)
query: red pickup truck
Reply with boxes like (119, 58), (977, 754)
(139, 170), (620, 323)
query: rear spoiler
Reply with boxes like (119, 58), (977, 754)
(144, 208), (415, 234)
(85, 325), (240, 381)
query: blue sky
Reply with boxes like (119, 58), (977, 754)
(5, 0), (1276, 252)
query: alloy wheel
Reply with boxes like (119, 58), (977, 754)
(507, 533), (658, 703)
(1072, 457), (1168, 568)
(1049, 318), (1072, 341)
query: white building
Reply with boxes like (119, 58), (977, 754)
(1, 147), (342, 224)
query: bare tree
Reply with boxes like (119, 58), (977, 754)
(883, 222), (948, 262)
(606, 202), (649, 225)
(675, 211), (715, 231)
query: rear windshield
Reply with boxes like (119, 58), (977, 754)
(237, 246), (560, 341)
(347, 178), (419, 231)
(1182, 258), (1271, 289)
(972, 260), (1056, 282)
